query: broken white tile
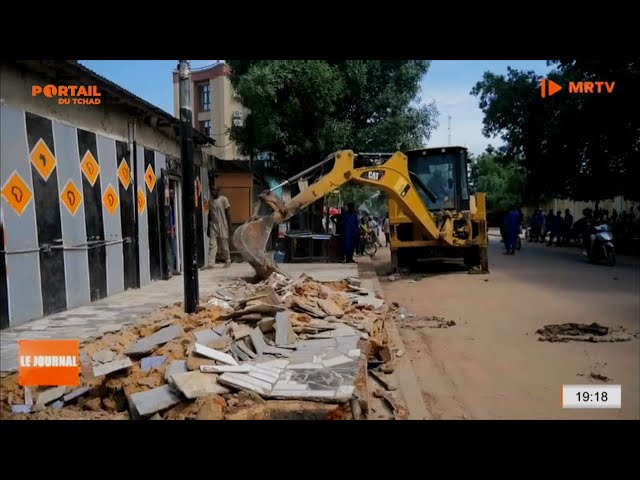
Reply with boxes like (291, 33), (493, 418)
(270, 389), (336, 398)
(251, 364), (282, 375)
(248, 370), (280, 384)
(63, 386), (91, 403)
(125, 325), (184, 355)
(236, 340), (258, 359)
(218, 373), (270, 395)
(93, 357), (133, 377)
(231, 344), (251, 362)
(257, 359), (290, 370)
(36, 387), (68, 406)
(50, 400), (65, 409)
(130, 385), (182, 416)
(193, 329), (222, 345)
(347, 349), (361, 359)
(141, 355), (167, 372)
(164, 360), (188, 381)
(193, 343), (238, 366)
(275, 311), (290, 346)
(273, 381), (308, 391)
(200, 365), (252, 373)
(286, 363), (323, 370)
(92, 349), (116, 364)
(310, 327), (358, 338)
(24, 387), (33, 406)
(335, 386), (356, 399)
(171, 371), (230, 399)
(11, 405), (32, 414)
(322, 355), (356, 368)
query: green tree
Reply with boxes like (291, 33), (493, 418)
(227, 60), (438, 178)
(469, 148), (526, 211)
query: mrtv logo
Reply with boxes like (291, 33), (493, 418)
(32, 85), (102, 105)
(540, 78), (616, 98)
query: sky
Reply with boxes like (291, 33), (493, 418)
(79, 59), (552, 156)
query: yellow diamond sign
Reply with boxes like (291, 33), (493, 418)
(80, 150), (100, 186)
(137, 187), (146, 215)
(2, 171), (33, 216)
(30, 138), (57, 181)
(144, 165), (156, 192)
(103, 184), (119, 216)
(60, 179), (82, 216)
(117, 159), (131, 190)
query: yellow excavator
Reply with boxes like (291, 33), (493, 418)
(234, 148), (489, 279)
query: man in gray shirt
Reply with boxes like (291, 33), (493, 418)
(207, 187), (232, 268)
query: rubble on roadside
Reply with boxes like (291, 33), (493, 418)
(1, 272), (407, 420)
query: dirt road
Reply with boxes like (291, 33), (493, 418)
(371, 237), (640, 419)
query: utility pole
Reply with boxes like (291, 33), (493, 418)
(448, 115), (452, 145)
(178, 60), (198, 313)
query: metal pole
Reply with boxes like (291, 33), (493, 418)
(178, 60), (198, 313)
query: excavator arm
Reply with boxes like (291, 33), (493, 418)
(235, 149), (455, 279)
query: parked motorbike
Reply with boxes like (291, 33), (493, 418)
(584, 223), (616, 266)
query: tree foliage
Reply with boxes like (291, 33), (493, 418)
(471, 61), (640, 202)
(227, 60), (438, 178)
(469, 147), (526, 211)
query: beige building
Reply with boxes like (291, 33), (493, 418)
(172, 62), (248, 161)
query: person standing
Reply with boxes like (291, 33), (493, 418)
(503, 205), (520, 255)
(207, 187), (232, 268)
(342, 203), (359, 263)
(544, 209), (556, 245)
(382, 214), (390, 247)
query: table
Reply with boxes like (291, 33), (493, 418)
(285, 233), (333, 263)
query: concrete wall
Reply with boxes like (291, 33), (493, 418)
(523, 197), (638, 222)
(0, 64), (211, 328)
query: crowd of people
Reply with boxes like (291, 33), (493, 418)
(330, 204), (390, 262)
(501, 204), (640, 256)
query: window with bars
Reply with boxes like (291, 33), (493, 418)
(198, 82), (210, 111)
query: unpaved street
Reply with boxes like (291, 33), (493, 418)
(372, 237), (640, 419)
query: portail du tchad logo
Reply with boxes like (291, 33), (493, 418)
(540, 78), (616, 98)
(18, 340), (80, 387)
(32, 85), (101, 105)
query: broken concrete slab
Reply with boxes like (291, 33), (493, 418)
(193, 329), (222, 345)
(256, 359), (290, 370)
(220, 303), (285, 320)
(250, 327), (294, 356)
(236, 313), (263, 322)
(275, 311), (291, 346)
(292, 297), (326, 318)
(141, 355), (167, 372)
(165, 360), (188, 381)
(356, 294), (385, 309)
(63, 386), (91, 403)
(93, 357), (133, 377)
(369, 370), (398, 391)
(258, 317), (275, 333)
(186, 352), (217, 371)
(11, 405), (32, 414)
(193, 343), (239, 366)
(50, 400), (65, 409)
(322, 355), (356, 368)
(218, 373), (271, 395)
(236, 340), (258, 359)
(310, 327), (358, 339)
(317, 298), (344, 318)
(129, 385), (182, 416)
(230, 343), (251, 362)
(149, 413), (162, 420)
(92, 349), (116, 364)
(125, 325), (184, 355)
(36, 387), (68, 406)
(230, 323), (253, 340)
(171, 371), (230, 399)
(24, 387), (33, 406)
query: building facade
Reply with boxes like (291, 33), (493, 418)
(0, 61), (216, 329)
(172, 62), (248, 162)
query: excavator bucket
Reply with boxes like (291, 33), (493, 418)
(233, 216), (279, 280)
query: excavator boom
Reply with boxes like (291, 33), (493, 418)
(234, 149), (472, 279)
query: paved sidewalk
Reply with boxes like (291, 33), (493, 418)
(0, 262), (357, 373)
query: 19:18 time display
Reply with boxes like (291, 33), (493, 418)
(562, 385), (621, 409)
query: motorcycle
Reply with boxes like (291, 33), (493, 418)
(584, 223), (616, 266)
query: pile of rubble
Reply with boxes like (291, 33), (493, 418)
(1, 273), (403, 420)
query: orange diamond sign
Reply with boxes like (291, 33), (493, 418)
(80, 150), (100, 186)
(30, 139), (57, 182)
(137, 187), (146, 215)
(60, 179), (82, 216)
(103, 184), (119, 216)
(2, 171), (33, 216)
(117, 159), (131, 190)
(144, 165), (156, 192)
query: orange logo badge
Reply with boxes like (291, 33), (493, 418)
(18, 340), (80, 387)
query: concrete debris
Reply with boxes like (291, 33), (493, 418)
(129, 385), (182, 417)
(92, 349), (116, 364)
(36, 386), (68, 406)
(193, 343), (239, 366)
(141, 355), (167, 372)
(93, 357), (133, 377)
(373, 389), (408, 420)
(3, 272), (402, 421)
(171, 371), (230, 399)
